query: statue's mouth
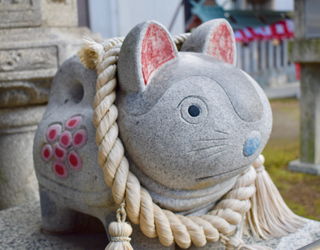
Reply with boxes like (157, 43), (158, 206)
(195, 164), (249, 182)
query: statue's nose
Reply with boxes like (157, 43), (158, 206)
(243, 131), (261, 157)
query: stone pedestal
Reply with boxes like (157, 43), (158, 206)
(0, 0), (101, 209)
(288, 0), (320, 175)
(0, 106), (46, 209)
(0, 202), (108, 249)
(1, 202), (319, 250)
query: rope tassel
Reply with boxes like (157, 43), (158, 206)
(105, 202), (134, 250)
(78, 36), (104, 70)
(246, 155), (305, 239)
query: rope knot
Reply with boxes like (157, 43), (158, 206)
(252, 154), (265, 169)
(220, 233), (230, 245)
(255, 165), (265, 173)
(105, 202), (133, 250)
(235, 242), (245, 250)
(226, 236), (245, 250)
(111, 236), (131, 242)
(116, 202), (127, 223)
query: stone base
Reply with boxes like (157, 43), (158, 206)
(288, 159), (320, 175)
(1, 202), (320, 250)
(0, 202), (108, 249)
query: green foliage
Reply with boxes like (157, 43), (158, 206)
(262, 99), (320, 221)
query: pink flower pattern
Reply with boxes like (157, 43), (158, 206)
(41, 116), (87, 178)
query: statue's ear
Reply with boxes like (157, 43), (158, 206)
(181, 19), (236, 66)
(118, 20), (178, 93)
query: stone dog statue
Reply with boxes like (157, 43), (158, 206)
(33, 19), (304, 250)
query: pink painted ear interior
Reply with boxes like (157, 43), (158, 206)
(207, 22), (235, 65)
(141, 23), (176, 85)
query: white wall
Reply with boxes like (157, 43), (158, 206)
(118, 0), (185, 37)
(88, 0), (118, 38)
(88, 0), (185, 39)
(274, 0), (294, 11)
(215, 0), (295, 11)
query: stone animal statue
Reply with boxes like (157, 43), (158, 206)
(33, 19), (304, 250)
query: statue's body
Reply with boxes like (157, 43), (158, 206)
(33, 19), (273, 249)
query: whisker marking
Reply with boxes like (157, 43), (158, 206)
(187, 144), (228, 153)
(198, 138), (229, 142)
(193, 149), (228, 165)
(213, 130), (230, 135)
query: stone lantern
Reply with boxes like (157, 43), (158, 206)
(0, 0), (100, 209)
(289, 0), (320, 175)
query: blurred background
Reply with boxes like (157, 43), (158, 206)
(78, 0), (297, 90)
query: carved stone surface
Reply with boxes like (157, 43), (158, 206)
(0, 80), (50, 108)
(0, 0), (78, 29)
(0, 27), (100, 106)
(41, 0), (78, 27)
(0, 0), (101, 210)
(0, 106), (46, 131)
(0, 202), (108, 250)
(0, 0), (41, 29)
(0, 202), (319, 250)
(0, 47), (58, 81)
(117, 20), (272, 212)
(288, 0), (320, 175)
(33, 20), (274, 250)
(0, 106), (46, 210)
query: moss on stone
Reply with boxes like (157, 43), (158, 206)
(0, 168), (8, 184)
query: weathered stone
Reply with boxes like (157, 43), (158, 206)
(0, 0), (101, 210)
(0, 106), (46, 131)
(0, 27), (100, 107)
(0, 0), (41, 29)
(117, 20), (272, 209)
(0, 80), (50, 108)
(0, 0), (78, 29)
(33, 20), (275, 249)
(289, 40), (320, 63)
(289, 159), (320, 175)
(0, 202), (108, 250)
(0, 47), (58, 80)
(298, 64), (320, 164)
(1, 202), (319, 250)
(33, 55), (116, 224)
(288, 0), (320, 175)
(0, 27), (99, 79)
(41, 0), (78, 28)
(0, 106), (46, 209)
(294, 0), (306, 40)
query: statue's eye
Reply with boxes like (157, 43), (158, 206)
(188, 105), (200, 117)
(179, 96), (208, 124)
